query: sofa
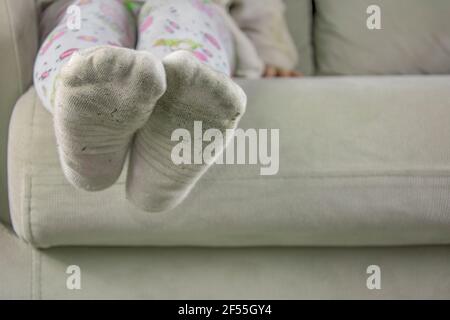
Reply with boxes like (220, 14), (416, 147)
(1, 0), (450, 299)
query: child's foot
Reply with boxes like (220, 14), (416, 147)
(54, 46), (166, 191)
(126, 50), (247, 212)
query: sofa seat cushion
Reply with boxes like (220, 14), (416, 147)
(8, 77), (450, 248)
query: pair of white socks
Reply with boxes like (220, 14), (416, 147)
(55, 46), (246, 212)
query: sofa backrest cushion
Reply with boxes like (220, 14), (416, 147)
(284, 0), (314, 75)
(314, 0), (450, 75)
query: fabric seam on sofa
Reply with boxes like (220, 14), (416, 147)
(23, 94), (38, 247)
(27, 171), (450, 183)
(25, 175), (36, 247)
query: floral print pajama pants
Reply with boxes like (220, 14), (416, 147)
(34, 0), (235, 112)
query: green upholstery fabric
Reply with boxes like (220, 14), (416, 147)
(315, 0), (450, 75)
(1, 224), (450, 299)
(0, 224), (32, 299)
(0, 0), (38, 225)
(8, 77), (450, 248)
(284, 0), (314, 75)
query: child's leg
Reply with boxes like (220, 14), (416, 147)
(35, 0), (137, 111)
(126, 0), (246, 212)
(135, 0), (235, 75)
(34, 0), (166, 191)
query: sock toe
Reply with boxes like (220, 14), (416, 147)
(127, 51), (246, 212)
(55, 46), (167, 191)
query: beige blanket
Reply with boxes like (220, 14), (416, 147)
(215, 0), (299, 77)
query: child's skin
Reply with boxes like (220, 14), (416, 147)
(264, 65), (303, 78)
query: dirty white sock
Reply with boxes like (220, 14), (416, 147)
(126, 51), (247, 212)
(54, 46), (166, 191)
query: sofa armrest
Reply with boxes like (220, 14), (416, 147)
(8, 77), (450, 248)
(0, 0), (39, 225)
